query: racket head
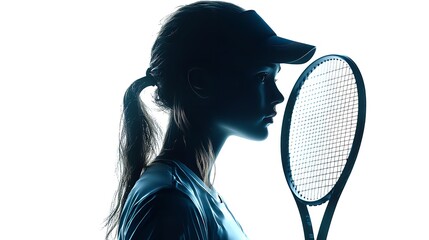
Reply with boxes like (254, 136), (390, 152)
(281, 54), (366, 206)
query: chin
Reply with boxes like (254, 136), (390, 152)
(239, 128), (269, 141)
(254, 131), (269, 141)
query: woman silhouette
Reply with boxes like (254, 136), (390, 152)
(106, 1), (315, 239)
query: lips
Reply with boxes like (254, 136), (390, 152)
(262, 111), (276, 125)
(266, 111), (277, 118)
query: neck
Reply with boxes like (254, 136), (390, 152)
(157, 117), (228, 184)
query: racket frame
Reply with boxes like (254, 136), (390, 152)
(281, 54), (366, 240)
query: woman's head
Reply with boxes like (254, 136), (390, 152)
(148, 1), (315, 136)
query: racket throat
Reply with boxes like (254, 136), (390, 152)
(295, 198), (315, 240)
(316, 194), (340, 240)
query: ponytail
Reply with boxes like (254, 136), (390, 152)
(105, 69), (160, 240)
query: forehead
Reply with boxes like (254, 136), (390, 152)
(226, 62), (281, 75)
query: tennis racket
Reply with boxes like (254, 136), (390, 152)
(281, 54), (366, 240)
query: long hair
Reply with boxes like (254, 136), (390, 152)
(105, 1), (244, 239)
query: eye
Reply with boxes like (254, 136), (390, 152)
(256, 72), (268, 83)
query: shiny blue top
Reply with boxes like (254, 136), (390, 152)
(118, 160), (248, 240)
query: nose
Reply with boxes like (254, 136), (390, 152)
(271, 84), (284, 105)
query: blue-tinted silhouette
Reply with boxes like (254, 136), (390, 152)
(105, 1), (315, 239)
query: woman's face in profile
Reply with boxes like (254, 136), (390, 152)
(211, 63), (284, 140)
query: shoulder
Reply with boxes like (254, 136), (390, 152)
(126, 161), (195, 203)
(125, 187), (203, 222)
(119, 187), (207, 240)
(122, 161), (184, 211)
(143, 188), (203, 221)
(118, 162), (208, 239)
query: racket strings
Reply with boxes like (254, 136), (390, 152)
(288, 59), (359, 202)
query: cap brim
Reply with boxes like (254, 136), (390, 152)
(265, 36), (316, 64)
(218, 10), (316, 66)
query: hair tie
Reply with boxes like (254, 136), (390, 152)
(128, 68), (157, 94)
(143, 68), (157, 87)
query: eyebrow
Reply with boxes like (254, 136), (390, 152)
(268, 63), (281, 73)
(250, 63), (281, 74)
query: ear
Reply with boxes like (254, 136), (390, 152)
(187, 67), (213, 99)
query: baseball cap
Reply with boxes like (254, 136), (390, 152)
(220, 10), (316, 65)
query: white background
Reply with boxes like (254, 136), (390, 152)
(1, 0), (427, 239)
